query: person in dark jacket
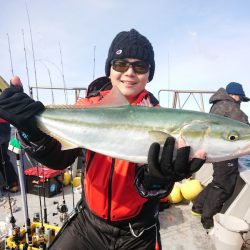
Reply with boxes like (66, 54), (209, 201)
(192, 82), (249, 229)
(0, 29), (206, 250)
(0, 118), (18, 192)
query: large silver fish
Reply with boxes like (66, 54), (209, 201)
(0, 76), (9, 91)
(36, 89), (250, 164)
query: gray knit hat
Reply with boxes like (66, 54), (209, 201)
(105, 29), (155, 82)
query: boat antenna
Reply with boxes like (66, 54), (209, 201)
(22, 29), (31, 91)
(59, 42), (68, 104)
(93, 45), (96, 80)
(25, 1), (39, 100)
(6, 33), (14, 76)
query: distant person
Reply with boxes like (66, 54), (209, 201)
(0, 114), (18, 193)
(0, 29), (206, 249)
(192, 82), (249, 229)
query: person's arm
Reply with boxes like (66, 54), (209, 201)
(0, 76), (81, 170)
(18, 132), (81, 170)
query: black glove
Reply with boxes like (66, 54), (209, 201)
(0, 85), (45, 141)
(142, 137), (205, 190)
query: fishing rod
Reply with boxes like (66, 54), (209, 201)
(34, 164), (48, 250)
(22, 151), (48, 226)
(25, 1), (39, 100)
(37, 60), (55, 104)
(93, 45), (96, 80)
(22, 151), (50, 249)
(0, 144), (21, 249)
(16, 147), (33, 250)
(59, 42), (68, 104)
(41, 165), (48, 224)
(36, 165), (44, 227)
(53, 172), (69, 224)
(21, 29), (31, 92)
(69, 165), (75, 208)
(0, 145), (16, 226)
(6, 33), (14, 76)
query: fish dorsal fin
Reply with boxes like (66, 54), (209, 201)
(89, 86), (130, 107)
(45, 86), (130, 109)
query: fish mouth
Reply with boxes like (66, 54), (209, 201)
(236, 146), (250, 158)
(205, 142), (250, 163)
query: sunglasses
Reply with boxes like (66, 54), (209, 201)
(111, 59), (150, 74)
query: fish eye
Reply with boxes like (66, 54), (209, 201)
(227, 131), (239, 141)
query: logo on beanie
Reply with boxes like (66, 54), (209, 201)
(116, 49), (122, 55)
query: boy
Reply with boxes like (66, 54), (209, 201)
(0, 29), (206, 249)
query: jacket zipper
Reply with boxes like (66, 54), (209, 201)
(107, 159), (115, 222)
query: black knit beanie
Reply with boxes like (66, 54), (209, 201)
(105, 29), (155, 82)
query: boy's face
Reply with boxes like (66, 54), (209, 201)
(109, 58), (150, 103)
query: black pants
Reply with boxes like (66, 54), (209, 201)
(0, 142), (18, 186)
(192, 159), (239, 222)
(48, 206), (161, 250)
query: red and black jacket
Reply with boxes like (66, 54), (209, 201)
(76, 89), (159, 222)
(0, 118), (11, 144)
(20, 88), (170, 226)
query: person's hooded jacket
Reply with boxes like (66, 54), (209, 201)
(209, 88), (249, 124)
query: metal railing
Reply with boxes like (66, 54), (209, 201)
(158, 89), (216, 112)
(29, 85), (88, 104)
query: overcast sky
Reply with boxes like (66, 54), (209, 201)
(1, 0), (250, 115)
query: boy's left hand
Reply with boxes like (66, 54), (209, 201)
(142, 137), (206, 190)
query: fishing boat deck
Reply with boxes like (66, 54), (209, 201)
(0, 193), (214, 250)
(2, 161), (250, 249)
(0, 183), (216, 250)
(160, 202), (215, 250)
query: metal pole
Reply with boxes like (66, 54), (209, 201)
(37, 60), (55, 104)
(22, 29), (31, 91)
(6, 33), (14, 76)
(16, 152), (31, 246)
(93, 45), (96, 80)
(25, 1), (39, 100)
(59, 42), (68, 104)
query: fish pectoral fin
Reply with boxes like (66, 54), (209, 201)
(180, 122), (209, 139)
(148, 131), (172, 144)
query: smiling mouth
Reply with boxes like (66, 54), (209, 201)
(121, 80), (136, 85)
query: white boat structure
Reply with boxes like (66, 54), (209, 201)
(0, 88), (250, 250)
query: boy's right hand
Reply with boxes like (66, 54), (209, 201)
(0, 76), (45, 141)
